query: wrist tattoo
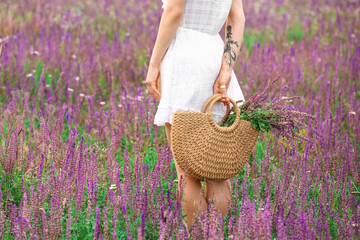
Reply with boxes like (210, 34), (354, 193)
(224, 25), (239, 68)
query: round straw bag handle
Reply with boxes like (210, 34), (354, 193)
(201, 94), (231, 125)
(171, 94), (258, 181)
(205, 94), (241, 131)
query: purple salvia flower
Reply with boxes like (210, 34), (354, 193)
(298, 211), (309, 239)
(52, 106), (64, 144)
(66, 207), (72, 240)
(134, 155), (141, 210)
(201, 208), (209, 239)
(208, 203), (218, 240)
(37, 154), (44, 181)
(262, 207), (272, 239)
(116, 167), (123, 196)
(94, 206), (101, 239)
(68, 142), (76, 178)
(14, 215), (23, 239)
(138, 214), (145, 240)
(158, 215), (166, 240)
(352, 203), (360, 238)
(21, 192), (31, 224)
(112, 207), (118, 239)
(276, 206), (286, 239)
(102, 206), (109, 239)
(141, 188), (148, 238)
(122, 205), (132, 239)
(40, 208), (48, 239)
(41, 117), (49, 154)
(6, 130), (18, 175)
(0, 182), (5, 233)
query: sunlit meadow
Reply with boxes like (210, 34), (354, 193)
(0, 0), (359, 239)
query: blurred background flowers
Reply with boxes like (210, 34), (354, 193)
(0, 0), (359, 239)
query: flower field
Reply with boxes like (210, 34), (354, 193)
(0, 0), (359, 238)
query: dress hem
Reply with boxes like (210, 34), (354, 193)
(153, 104), (227, 127)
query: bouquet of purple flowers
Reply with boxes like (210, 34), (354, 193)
(220, 77), (316, 144)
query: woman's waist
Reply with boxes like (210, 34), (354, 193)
(169, 28), (224, 57)
(168, 27), (225, 55)
(176, 26), (220, 37)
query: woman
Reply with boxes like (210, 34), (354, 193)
(144, 0), (246, 229)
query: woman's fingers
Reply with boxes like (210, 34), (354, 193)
(152, 70), (161, 100)
(221, 94), (230, 106)
(144, 80), (161, 101)
(213, 70), (231, 106)
(144, 67), (161, 101)
(218, 87), (227, 106)
(214, 85), (230, 106)
(151, 82), (162, 100)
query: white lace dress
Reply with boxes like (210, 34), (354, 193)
(153, 0), (245, 126)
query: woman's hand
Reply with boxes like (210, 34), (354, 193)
(213, 70), (231, 106)
(144, 65), (161, 101)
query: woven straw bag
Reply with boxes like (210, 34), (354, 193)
(171, 94), (259, 181)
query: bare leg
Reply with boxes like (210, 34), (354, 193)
(205, 179), (232, 218)
(164, 122), (207, 228)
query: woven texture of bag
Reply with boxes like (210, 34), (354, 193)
(171, 94), (259, 181)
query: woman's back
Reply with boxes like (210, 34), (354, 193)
(162, 0), (232, 35)
(154, 0), (245, 127)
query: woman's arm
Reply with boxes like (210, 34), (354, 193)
(213, 0), (246, 105)
(144, 0), (186, 101)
